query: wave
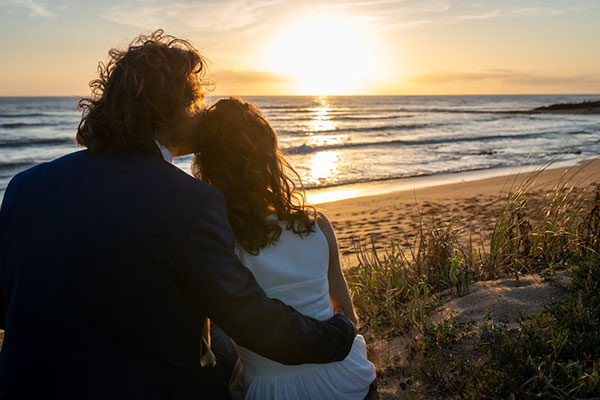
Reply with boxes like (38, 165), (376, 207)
(305, 154), (600, 191)
(334, 123), (437, 133)
(279, 122), (437, 136)
(401, 107), (512, 114)
(261, 106), (323, 114)
(341, 107), (539, 115)
(260, 105), (306, 109)
(567, 130), (589, 135)
(0, 121), (70, 129)
(262, 105), (524, 115)
(284, 131), (547, 155)
(0, 113), (48, 118)
(303, 155), (599, 190)
(0, 161), (35, 170)
(261, 106), (413, 114)
(268, 114), (409, 122)
(0, 137), (74, 148)
(303, 165), (495, 190)
(336, 114), (412, 121)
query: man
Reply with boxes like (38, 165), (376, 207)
(0, 30), (355, 399)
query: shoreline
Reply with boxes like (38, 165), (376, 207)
(306, 157), (590, 204)
(316, 158), (600, 265)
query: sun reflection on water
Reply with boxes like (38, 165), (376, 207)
(306, 135), (343, 147)
(306, 98), (337, 133)
(307, 118), (336, 133)
(305, 150), (343, 186)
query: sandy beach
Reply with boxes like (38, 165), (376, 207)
(318, 158), (600, 267)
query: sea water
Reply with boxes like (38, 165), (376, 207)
(1, 95), (599, 202)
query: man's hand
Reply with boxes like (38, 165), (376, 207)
(334, 307), (345, 316)
(334, 307), (356, 335)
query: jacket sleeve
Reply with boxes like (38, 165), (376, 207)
(0, 275), (4, 331)
(0, 281), (4, 331)
(185, 189), (356, 365)
(0, 175), (20, 331)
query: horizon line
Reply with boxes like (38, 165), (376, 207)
(1, 93), (600, 98)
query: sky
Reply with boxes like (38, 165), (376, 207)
(0, 0), (599, 96)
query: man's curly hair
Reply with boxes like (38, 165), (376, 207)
(76, 29), (208, 155)
(192, 98), (316, 255)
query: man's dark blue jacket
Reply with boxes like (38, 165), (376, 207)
(0, 149), (355, 399)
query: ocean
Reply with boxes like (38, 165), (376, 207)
(1, 95), (599, 203)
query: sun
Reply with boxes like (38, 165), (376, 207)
(266, 15), (376, 95)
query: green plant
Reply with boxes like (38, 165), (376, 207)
(449, 256), (471, 296)
(490, 162), (598, 276)
(403, 256), (600, 399)
(407, 282), (439, 329)
(348, 218), (478, 337)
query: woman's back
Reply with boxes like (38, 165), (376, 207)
(235, 217), (375, 400)
(236, 217), (333, 321)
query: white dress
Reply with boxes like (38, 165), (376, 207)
(235, 217), (376, 400)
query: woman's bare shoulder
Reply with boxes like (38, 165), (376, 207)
(316, 211), (336, 242)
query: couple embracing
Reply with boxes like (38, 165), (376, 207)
(0, 31), (375, 399)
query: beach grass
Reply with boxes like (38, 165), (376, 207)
(349, 163), (600, 398)
(348, 217), (479, 337)
(490, 162), (599, 276)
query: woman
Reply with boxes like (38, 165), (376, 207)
(192, 97), (375, 399)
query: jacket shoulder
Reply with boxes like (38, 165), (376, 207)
(5, 150), (85, 194)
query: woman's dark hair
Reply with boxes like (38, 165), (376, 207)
(192, 97), (316, 255)
(76, 29), (208, 155)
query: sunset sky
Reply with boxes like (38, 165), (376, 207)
(1, 0), (599, 96)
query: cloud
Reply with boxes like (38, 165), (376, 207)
(374, 18), (435, 32)
(5, 0), (57, 17)
(412, 70), (600, 86)
(101, 0), (454, 37)
(311, 0), (452, 32)
(453, 4), (597, 21)
(325, 0), (599, 32)
(453, 8), (503, 21)
(102, 0), (287, 33)
(504, 74), (600, 86)
(100, 0), (600, 43)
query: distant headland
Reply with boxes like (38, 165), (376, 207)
(528, 100), (600, 114)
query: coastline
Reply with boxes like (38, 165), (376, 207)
(306, 157), (591, 204)
(317, 158), (600, 266)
